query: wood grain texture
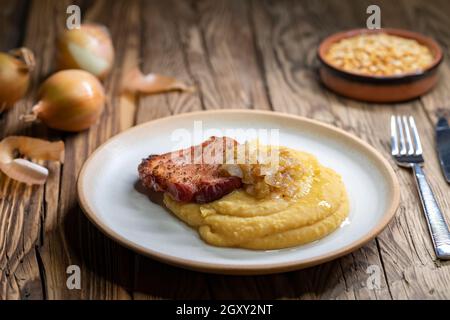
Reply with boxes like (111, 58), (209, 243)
(252, 0), (450, 299)
(0, 0), (57, 300)
(1, 0), (450, 300)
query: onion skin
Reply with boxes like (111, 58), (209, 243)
(0, 136), (64, 185)
(32, 70), (105, 132)
(122, 67), (195, 95)
(0, 48), (34, 111)
(57, 23), (114, 80)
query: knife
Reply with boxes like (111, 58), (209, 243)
(436, 117), (450, 183)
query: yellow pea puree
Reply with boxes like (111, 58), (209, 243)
(163, 149), (349, 250)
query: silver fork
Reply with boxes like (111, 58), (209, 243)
(391, 115), (450, 259)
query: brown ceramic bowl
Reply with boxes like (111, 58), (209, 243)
(318, 28), (443, 103)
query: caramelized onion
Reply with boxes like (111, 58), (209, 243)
(221, 144), (308, 199)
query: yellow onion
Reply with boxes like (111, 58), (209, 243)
(57, 23), (114, 79)
(0, 48), (35, 112)
(24, 70), (105, 132)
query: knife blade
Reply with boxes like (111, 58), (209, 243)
(436, 117), (450, 183)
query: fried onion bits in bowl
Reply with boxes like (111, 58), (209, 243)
(318, 28), (443, 102)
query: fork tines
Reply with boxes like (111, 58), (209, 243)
(390, 115), (423, 158)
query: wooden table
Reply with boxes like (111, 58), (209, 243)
(1, 0), (450, 300)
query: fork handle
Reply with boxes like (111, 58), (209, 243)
(413, 163), (450, 260)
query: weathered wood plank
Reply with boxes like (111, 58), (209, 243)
(0, 0), (29, 50)
(381, 0), (450, 299)
(36, 0), (144, 299)
(251, 0), (450, 299)
(0, 0), (58, 300)
(135, 0), (202, 124)
(403, 0), (450, 121)
(0, 0), (144, 300)
(334, 0), (450, 300)
(175, 0), (271, 110)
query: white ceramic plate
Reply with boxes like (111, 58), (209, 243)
(78, 110), (399, 274)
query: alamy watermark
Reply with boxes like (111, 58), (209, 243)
(366, 5), (381, 29)
(366, 264), (382, 290)
(66, 5), (81, 29)
(66, 265), (81, 290)
(169, 121), (281, 167)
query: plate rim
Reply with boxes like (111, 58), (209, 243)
(77, 109), (400, 275)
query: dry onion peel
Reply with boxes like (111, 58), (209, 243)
(0, 136), (64, 185)
(122, 67), (195, 95)
(9, 48), (35, 72)
(0, 47), (35, 112)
